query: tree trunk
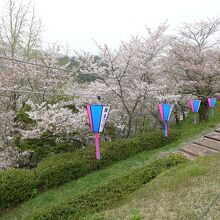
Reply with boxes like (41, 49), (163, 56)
(177, 101), (185, 120)
(199, 98), (209, 121)
(175, 114), (179, 125)
(126, 117), (132, 138)
(182, 110), (186, 120)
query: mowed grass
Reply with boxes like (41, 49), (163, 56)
(88, 153), (220, 220)
(1, 103), (220, 219)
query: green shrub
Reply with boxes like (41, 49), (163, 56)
(35, 152), (93, 189)
(27, 154), (187, 220)
(16, 104), (35, 125)
(0, 169), (37, 210)
(16, 133), (82, 165)
(35, 130), (180, 189)
(0, 129), (180, 211)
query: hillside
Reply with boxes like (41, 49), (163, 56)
(1, 107), (220, 219)
(89, 152), (220, 220)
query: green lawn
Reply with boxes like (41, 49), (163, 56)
(88, 153), (220, 220)
(1, 103), (220, 219)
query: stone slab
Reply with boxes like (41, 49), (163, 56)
(181, 144), (216, 157)
(215, 128), (220, 133)
(204, 132), (220, 142)
(194, 138), (220, 151)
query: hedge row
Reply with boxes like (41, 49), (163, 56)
(26, 154), (187, 220)
(0, 169), (37, 210)
(35, 129), (180, 189)
(0, 129), (180, 210)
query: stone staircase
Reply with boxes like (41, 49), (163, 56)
(177, 128), (220, 160)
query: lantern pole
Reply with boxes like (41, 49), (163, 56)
(95, 133), (101, 160)
(211, 108), (214, 117)
(164, 121), (168, 137)
(194, 112), (197, 127)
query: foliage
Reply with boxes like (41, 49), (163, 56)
(77, 73), (99, 83)
(0, 0), (42, 58)
(35, 130), (180, 189)
(165, 18), (220, 120)
(2, 111), (220, 218)
(16, 104), (35, 125)
(15, 132), (83, 166)
(0, 129), (179, 212)
(105, 123), (119, 140)
(25, 154), (187, 219)
(0, 169), (37, 210)
(0, 1), (219, 149)
(88, 154), (220, 219)
(74, 24), (174, 137)
(0, 112), (15, 146)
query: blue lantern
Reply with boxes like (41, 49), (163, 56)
(87, 104), (110, 160)
(190, 99), (201, 126)
(158, 103), (173, 137)
(208, 97), (216, 116)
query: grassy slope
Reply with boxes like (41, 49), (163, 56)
(89, 153), (220, 220)
(1, 103), (220, 219)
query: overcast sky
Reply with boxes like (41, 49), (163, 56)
(1, 0), (220, 54)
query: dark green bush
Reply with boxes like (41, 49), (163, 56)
(16, 104), (35, 125)
(0, 129), (180, 211)
(16, 133), (82, 166)
(0, 169), (37, 210)
(35, 130), (180, 189)
(27, 154), (187, 220)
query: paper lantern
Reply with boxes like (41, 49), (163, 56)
(190, 99), (201, 126)
(158, 103), (173, 137)
(87, 104), (110, 160)
(207, 97), (216, 116)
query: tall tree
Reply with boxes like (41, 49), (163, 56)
(0, 0), (42, 58)
(165, 18), (220, 120)
(75, 24), (171, 137)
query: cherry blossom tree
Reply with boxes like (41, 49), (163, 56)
(0, 0), (74, 147)
(0, 0), (43, 147)
(21, 100), (88, 145)
(74, 23), (174, 137)
(2, 14), (220, 154)
(165, 18), (220, 120)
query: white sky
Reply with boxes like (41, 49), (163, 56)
(1, 0), (220, 54)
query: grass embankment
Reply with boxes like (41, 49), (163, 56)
(2, 154), (187, 220)
(1, 103), (220, 219)
(90, 153), (220, 220)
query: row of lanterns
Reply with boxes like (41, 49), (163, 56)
(190, 97), (216, 125)
(87, 98), (217, 160)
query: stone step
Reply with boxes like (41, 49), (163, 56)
(180, 144), (216, 157)
(215, 128), (220, 133)
(193, 138), (220, 152)
(204, 132), (220, 142)
(176, 150), (196, 160)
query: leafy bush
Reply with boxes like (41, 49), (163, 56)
(16, 132), (82, 166)
(0, 169), (37, 210)
(16, 104), (35, 125)
(0, 129), (180, 211)
(35, 129), (180, 189)
(27, 154), (187, 219)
